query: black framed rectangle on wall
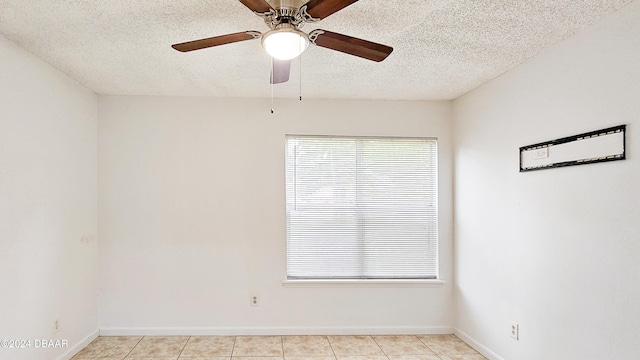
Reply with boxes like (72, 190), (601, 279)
(520, 125), (626, 172)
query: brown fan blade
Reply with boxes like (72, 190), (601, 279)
(172, 31), (260, 52)
(311, 30), (393, 62)
(238, 0), (274, 14)
(271, 59), (291, 84)
(304, 0), (359, 20)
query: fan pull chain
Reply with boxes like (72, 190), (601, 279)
(270, 57), (275, 114)
(299, 55), (303, 101)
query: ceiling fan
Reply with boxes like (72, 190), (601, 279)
(171, 0), (393, 84)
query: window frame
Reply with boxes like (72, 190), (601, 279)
(284, 135), (441, 284)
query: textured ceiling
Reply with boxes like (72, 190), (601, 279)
(0, 0), (634, 100)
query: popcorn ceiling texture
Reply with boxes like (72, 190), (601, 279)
(0, 0), (634, 100)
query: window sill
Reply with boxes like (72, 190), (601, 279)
(282, 279), (445, 288)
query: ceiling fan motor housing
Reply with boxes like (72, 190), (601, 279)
(268, 0), (308, 10)
(261, 2), (317, 29)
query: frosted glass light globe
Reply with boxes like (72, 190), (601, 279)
(262, 27), (309, 60)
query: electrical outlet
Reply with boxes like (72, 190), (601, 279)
(250, 295), (259, 307)
(511, 322), (519, 340)
(53, 318), (61, 334)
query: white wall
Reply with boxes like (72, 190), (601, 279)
(453, 2), (640, 359)
(98, 96), (454, 334)
(0, 35), (99, 359)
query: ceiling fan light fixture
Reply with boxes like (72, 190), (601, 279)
(262, 25), (309, 60)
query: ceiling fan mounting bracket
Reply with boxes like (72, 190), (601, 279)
(297, 5), (320, 24)
(308, 29), (325, 44)
(246, 31), (263, 39)
(253, 8), (278, 21)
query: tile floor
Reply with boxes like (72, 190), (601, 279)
(72, 334), (487, 360)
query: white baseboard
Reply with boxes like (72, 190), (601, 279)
(454, 328), (505, 360)
(56, 328), (99, 360)
(100, 325), (454, 337)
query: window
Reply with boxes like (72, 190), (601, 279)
(285, 136), (438, 280)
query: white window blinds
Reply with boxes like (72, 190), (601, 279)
(285, 136), (438, 280)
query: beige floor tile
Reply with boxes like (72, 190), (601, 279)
(73, 336), (143, 359)
(373, 335), (435, 356)
(126, 336), (189, 358)
(282, 336), (334, 357)
(232, 336), (283, 357)
(180, 336), (235, 357)
(74, 334), (484, 360)
(418, 335), (481, 357)
(438, 355), (487, 360)
(95, 337), (144, 347)
(327, 336), (385, 357)
(73, 346), (125, 359)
